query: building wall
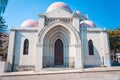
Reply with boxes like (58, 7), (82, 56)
(81, 28), (109, 67)
(13, 30), (37, 67)
(7, 30), (16, 71)
(7, 8), (111, 72)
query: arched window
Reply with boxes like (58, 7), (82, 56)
(23, 39), (29, 55)
(88, 39), (94, 55)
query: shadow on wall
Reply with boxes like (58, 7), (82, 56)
(6, 61), (12, 72)
(84, 42), (102, 68)
(11, 32), (23, 71)
(82, 28), (102, 68)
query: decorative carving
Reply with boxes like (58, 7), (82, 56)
(45, 18), (72, 26)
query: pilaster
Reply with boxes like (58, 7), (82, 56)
(101, 31), (111, 67)
(72, 11), (80, 32)
(38, 14), (45, 32)
(74, 44), (83, 69)
(7, 30), (16, 71)
(35, 43), (43, 71)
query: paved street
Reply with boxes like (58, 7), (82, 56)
(1, 71), (120, 80)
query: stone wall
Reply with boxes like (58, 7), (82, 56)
(14, 66), (35, 71)
(0, 61), (5, 73)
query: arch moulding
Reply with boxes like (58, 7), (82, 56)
(38, 20), (81, 44)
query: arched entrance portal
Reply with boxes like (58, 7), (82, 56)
(40, 23), (82, 69)
(54, 39), (64, 65)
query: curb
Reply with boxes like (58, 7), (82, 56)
(0, 67), (120, 77)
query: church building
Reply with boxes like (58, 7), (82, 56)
(7, 2), (111, 71)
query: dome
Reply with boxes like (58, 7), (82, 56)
(46, 2), (72, 13)
(21, 19), (38, 27)
(80, 20), (96, 28)
(76, 11), (81, 15)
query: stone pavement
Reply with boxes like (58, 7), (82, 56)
(0, 66), (120, 77)
(1, 71), (120, 80)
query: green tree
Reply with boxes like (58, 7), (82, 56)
(108, 26), (120, 52)
(0, 0), (8, 14)
(108, 27), (120, 64)
(108, 27), (120, 52)
(0, 15), (8, 33)
(0, 32), (2, 47)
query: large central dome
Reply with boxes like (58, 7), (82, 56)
(46, 2), (72, 13)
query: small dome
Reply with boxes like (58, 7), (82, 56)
(46, 2), (72, 13)
(21, 19), (38, 27)
(80, 20), (96, 28)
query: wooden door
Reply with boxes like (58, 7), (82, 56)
(54, 39), (63, 65)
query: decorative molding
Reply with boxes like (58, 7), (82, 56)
(75, 44), (81, 48)
(81, 28), (107, 32)
(36, 43), (43, 47)
(38, 20), (81, 43)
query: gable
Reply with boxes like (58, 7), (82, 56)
(46, 8), (72, 18)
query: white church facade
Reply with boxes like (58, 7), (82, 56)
(7, 2), (111, 71)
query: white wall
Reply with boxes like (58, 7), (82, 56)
(81, 28), (108, 67)
(14, 30), (37, 66)
(0, 61), (5, 73)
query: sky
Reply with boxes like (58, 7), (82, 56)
(3, 0), (120, 30)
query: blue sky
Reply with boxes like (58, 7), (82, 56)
(3, 0), (120, 30)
